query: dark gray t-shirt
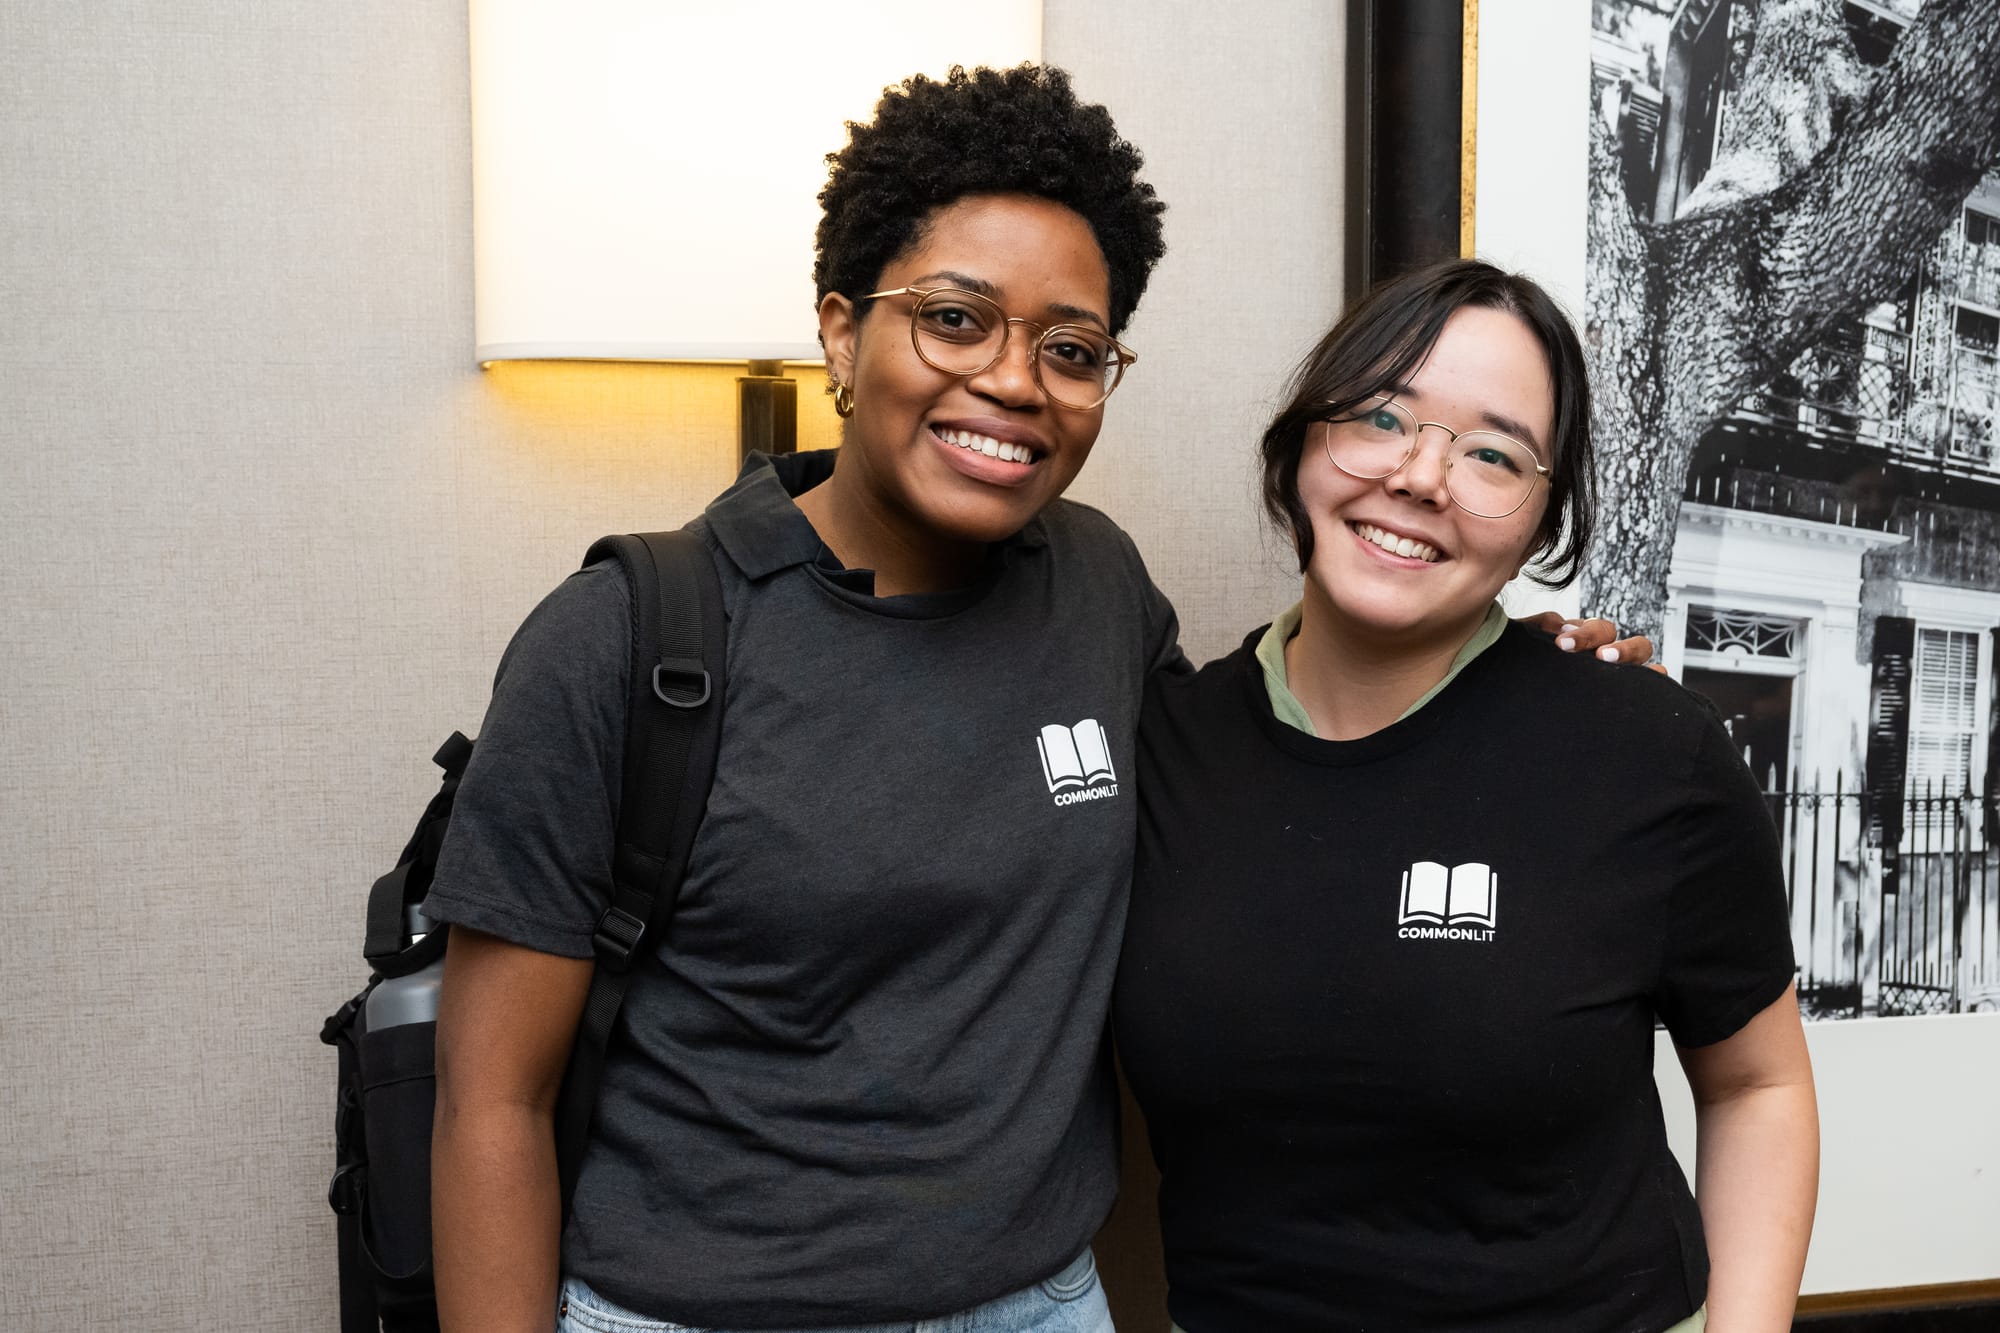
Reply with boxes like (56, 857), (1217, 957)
(426, 451), (1183, 1325)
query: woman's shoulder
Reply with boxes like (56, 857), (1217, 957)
(1492, 621), (1730, 767)
(1034, 497), (1148, 566)
(1034, 500), (1187, 671)
(477, 559), (638, 712)
(520, 519), (733, 651)
(1144, 629), (1260, 718)
(508, 556), (630, 646)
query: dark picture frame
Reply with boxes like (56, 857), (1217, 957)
(1345, 0), (1475, 295)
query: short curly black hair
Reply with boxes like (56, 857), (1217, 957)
(814, 64), (1166, 337)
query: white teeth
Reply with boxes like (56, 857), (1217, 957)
(1355, 522), (1440, 563)
(940, 428), (1032, 464)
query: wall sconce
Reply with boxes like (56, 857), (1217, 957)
(470, 1), (1042, 458)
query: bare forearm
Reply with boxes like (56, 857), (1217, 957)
(1692, 1081), (1818, 1333)
(433, 1097), (564, 1333)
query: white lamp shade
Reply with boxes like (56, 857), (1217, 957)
(471, 1), (1043, 365)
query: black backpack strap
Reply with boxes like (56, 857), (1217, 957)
(554, 529), (724, 1211)
(363, 731), (473, 975)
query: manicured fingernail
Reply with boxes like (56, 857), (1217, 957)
(1557, 636), (1576, 651)
(1560, 623), (1580, 634)
(1598, 646), (1619, 661)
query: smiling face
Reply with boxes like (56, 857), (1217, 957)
(818, 193), (1114, 558)
(1297, 304), (1556, 648)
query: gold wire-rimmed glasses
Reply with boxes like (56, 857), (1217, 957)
(1313, 394), (1551, 519)
(862, 285), (1136, 411)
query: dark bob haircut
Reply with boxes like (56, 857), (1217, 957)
(1259, 259), (1596, 588)
(813, 64), (1166, 337)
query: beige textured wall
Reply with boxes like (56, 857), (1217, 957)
(1050, 3), (1344, 662)
(0, 2), (1341, 1327)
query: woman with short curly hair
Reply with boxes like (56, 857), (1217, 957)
(428, 65), (1175, 1333)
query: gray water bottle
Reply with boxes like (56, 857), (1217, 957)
(363, 905), (445, 1030)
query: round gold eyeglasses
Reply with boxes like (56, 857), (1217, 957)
(863, 285), (1136, 411)
(1315, 395), (1550, 519)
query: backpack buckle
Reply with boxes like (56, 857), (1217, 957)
(319, 993), (364, 1045)
(592, 906), (647, 969)
(652, 658), (711, 709)
(327, 1163), (364, 1216)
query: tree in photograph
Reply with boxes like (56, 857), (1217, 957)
(1584, 0), (2000, 636)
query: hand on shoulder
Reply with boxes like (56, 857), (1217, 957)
(1515, 610), (1664, 673)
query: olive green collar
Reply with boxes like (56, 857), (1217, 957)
(1254, 600), (1510, 737)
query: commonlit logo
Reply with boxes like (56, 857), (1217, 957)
(1037, 720), (1120, 807)
(1397, 861), (1497, 941)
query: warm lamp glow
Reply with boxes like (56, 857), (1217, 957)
(470, 1), (1042, 366)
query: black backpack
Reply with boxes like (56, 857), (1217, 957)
(320, 530), (725, 1333)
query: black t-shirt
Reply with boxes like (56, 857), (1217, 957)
(1113, 623), (1795, 1333)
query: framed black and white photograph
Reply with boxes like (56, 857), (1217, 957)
(1474, 0), (2000, 1308)
(1585, 0), (2000, 1025)
(1471, 0), (2000, 1027)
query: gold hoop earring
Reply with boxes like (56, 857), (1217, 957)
(830, 379), (854, 419)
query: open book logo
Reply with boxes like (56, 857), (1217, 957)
(1397, 861), (1498, 939)
(1037, 719), (1120, 806)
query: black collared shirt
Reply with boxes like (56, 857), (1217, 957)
(429, 450), (1184, 1324)
(707, 449), (1049, 611)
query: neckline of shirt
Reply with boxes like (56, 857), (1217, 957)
(705, 449), (1048, 621)
(1255, 601), (1511, 738)
(1236, 617), (1525, 766)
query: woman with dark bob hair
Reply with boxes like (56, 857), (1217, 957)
(1115, 259), (1818, 1333)
(426, 67), (1639, 1332)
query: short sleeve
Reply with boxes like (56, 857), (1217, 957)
(1145, 577), (1188, 678)
(1654, 715), (1798, 1046)
(1118, 526), (1189, 679)
(423, 562), (630, 958)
